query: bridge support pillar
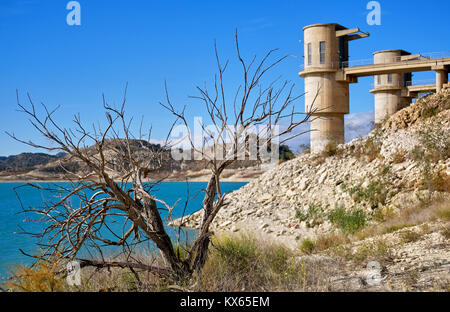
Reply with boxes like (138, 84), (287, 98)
(436, 70), (448, 93)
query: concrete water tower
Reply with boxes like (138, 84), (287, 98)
(370, 50), (412, 124)
(299, 23), (369, 153)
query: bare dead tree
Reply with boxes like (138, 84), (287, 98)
(162, 30), (315, 273)
(9, 86), (194, 279)
(9, 31), (315, 285)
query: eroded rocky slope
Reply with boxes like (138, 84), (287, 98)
(176, 90), (449, 237)
(173, 90), (450, 291)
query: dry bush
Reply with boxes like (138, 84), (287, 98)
(391, 149), (407, 164)
(313, 233), (348, 253)
(410, 126), (450, 163)
(354, 136), (382, 162)
(321, 142), (337, 157)
(441, 227), (450, 239)
(417, 164), (450, 193)
(7, 261), (65, 292)
(399, 230), (422, 244)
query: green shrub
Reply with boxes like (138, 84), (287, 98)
(212, 234), (258, 273)
(347, 180), (388, 208)
(295, 203), (324, 228)
(299, 238), (316, 255)
(328, 207), (367, 234)
(295, 209), (306, 221)
(350, 240), (389, 264)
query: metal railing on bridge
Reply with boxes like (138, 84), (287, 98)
(299, 51), (450, 72)
(369, 79), (436, 90)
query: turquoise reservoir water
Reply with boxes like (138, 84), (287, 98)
(0, 181), (246, 278)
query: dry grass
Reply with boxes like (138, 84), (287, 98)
(313, 233), (349, 253)
(399, 230), (422, 244)
(5, 233), (340, 292)
(329, 239), (390, 265)
(194, 234), (333, 291)
(321, 142), (338, 157)
(6, 251), (175, 292)
(354, 136), (382, 162)
(391, 149), (407, 164)
(436, 203), (450, 221)
(356, 195), (449, 239)
(416, 165), (450, 193)
(441, 226), (450, 239)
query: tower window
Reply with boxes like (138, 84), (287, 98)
(377, 75), (381, 85)
(387, 74), (393, 84)
(307, 43), (312, 66)
(319, 41), (326, 64)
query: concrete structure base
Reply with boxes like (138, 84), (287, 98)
(310, 114), (345, 154)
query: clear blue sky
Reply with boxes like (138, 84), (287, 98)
(1, 0), (449, 155)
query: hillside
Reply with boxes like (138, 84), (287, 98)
(173, 89), (450, 291)
(0, 140), (264, 182)
(0, 152), (66, 172)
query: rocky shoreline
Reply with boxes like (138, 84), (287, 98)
(0, 167), (264, 183)
(171, 91), (450, 241)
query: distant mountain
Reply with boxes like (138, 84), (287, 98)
(0, 112), (376, 176)
(0, 138), (261, 181)
(0, 152), (66, 172)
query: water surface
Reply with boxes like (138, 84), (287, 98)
(0, 181), (246, 277)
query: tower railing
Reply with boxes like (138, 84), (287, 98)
(404, 79), (436, 87)
(299, 61), (341, 72)
(300, 51), (450, 72)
